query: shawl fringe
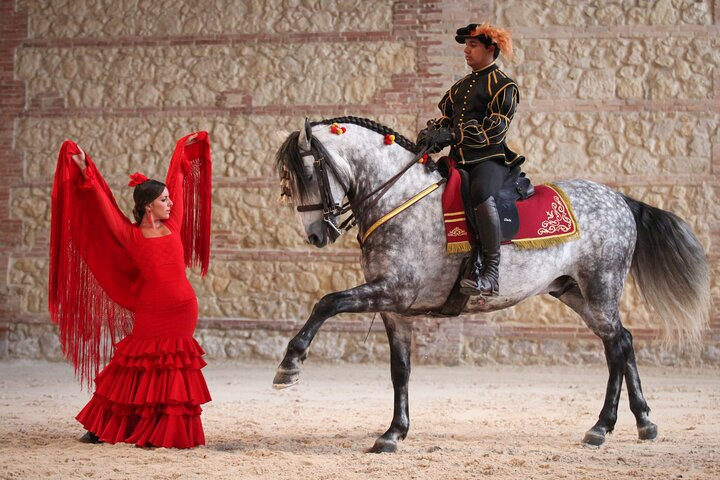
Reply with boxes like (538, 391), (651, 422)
(50, 141), (137, 388)
(167, 132), (212, 276)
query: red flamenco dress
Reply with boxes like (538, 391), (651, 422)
(49, 132), (212, 448)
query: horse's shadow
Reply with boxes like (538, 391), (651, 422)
(207, 430), (385, 454)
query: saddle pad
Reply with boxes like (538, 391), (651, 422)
(442, 180), (580, 252)
(442, 164), (472, 254)
(510, 183), (580, 249)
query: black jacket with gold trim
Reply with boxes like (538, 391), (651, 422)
(435, 62), (523, 167)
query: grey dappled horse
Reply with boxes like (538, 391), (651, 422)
(273, 116), (710, 453)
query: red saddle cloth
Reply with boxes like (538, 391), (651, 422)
(442, 169), (579, 253)
(510, 183), (580, 248)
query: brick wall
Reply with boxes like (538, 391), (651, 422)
(1, 0), (718, 365)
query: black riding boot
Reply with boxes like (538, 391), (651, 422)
(459, 196), (501, 297)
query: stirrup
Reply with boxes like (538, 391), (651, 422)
(459, 276), (498, 297)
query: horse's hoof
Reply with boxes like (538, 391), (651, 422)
(582, 428), (606, 447)
(367, 438), (397, 453)
(272, 368), (300, 389)
(638, 422), (658, 441)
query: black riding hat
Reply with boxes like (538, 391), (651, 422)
(455, 23), (490, 44)
(454, 23), (515, 60)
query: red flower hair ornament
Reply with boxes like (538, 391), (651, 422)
(128, 172), (149, 187)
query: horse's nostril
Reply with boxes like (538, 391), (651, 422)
(308, 234), (320, 246)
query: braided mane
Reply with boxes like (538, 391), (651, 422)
(312, 116), (420, 153)
(275, 116), (419, 203)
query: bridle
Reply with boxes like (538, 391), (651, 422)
(294, 121), (434, 239)
(296, 132), (355, 236)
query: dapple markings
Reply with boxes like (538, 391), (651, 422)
(273, 117), (710, 453)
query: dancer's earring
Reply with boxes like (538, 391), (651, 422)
(146, 208), (156, 229)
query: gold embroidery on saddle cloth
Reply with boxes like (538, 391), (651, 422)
(444, 211), (472, 254)
(511, 183), (581, 249)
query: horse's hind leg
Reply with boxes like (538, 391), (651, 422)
(622, 327), (657, 440)
(369, 313), (413, 453)
(554, 282), (655, 445)
(273, 282), (402, 388)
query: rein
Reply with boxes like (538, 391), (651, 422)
(297, 128), (438, 241)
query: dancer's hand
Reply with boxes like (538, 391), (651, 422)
(71, 146), (88, 176)
(185, 133), (199, 145)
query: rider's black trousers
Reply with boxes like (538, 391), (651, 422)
(459, 159), (509, 206)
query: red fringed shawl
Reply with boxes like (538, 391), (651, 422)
(49, 132), (212, 387)
(167, 131), (212, 276)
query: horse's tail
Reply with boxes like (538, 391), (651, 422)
(621, 194), (710, 347)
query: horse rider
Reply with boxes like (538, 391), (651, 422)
(417, 22), (524, 297)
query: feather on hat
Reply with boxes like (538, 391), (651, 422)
(455, 22), (514, 60)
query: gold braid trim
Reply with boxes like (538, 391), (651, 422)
(360, 182), (443, 246)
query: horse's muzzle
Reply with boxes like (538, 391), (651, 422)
(307, 233), (328, 247)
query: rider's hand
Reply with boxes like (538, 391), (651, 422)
(415, 127), (430, 147)
(425, 127), (454, 149)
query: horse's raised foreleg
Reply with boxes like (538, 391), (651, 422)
(622, 327), (657, 441)
(368, 312), (413, 453)
(273, 282), (401, 388)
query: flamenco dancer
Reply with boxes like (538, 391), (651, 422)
(49, 132), (212, 448)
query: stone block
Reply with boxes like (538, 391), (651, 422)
(511, 111), (718, 178)
(21, 0), (394, 38)
(513, 37), (717, 101)
(497, 0), (713, 26)
(7, 257), (48, 315)
(18, 42), (415, 109)
(16, 114), (418, 183)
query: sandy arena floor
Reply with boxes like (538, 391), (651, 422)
(0, 359), (718, 479)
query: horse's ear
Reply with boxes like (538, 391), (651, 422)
(299, 118), (311, 152)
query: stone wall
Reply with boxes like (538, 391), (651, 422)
(1, 0), (718, 366)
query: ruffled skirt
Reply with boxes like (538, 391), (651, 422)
(76, 335), (211, 448)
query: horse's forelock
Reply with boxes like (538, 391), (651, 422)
(275, 130), (311, 202)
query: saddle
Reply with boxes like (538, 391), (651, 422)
(458, 165), (534, 242)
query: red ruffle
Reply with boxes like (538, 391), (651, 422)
(76, 335), (210, 448)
